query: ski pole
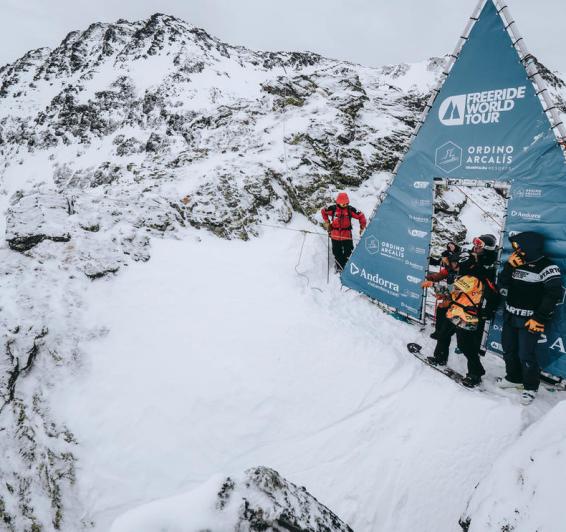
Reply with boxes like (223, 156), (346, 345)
(327, 234), (330, 283)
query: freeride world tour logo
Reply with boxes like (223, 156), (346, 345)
(439, 86), (526, 126)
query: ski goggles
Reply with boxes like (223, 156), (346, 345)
(472, 237), (486, 249)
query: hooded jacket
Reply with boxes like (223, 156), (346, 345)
(498, 232), (563, 322)
(321, 204), (366, 241)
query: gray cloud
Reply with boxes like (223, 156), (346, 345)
(0, 0), (564, 72)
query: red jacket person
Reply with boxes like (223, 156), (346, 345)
(321, 192), (366, 271)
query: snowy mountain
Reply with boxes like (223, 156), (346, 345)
(1, 12), (566, 532)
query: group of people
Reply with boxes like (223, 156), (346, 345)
(320, 191), (563, 405)
(424, 231), (562, 404)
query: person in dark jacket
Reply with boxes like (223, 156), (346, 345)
(429, 241), (461, 268)
(321, 192), (366, 271)
(459, 234), (498, 283)
(422, 251), (461, 340)
(497, 231), (563, 404)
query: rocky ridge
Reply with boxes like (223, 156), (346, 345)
(0, 12), (565, 531)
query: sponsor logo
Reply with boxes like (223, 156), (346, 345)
(408, 229), (428, 239)
(540, 265), (561, 281)
(403, 289), (421, 299)
(409, 246), (427, 255)
(350, 262), (400, 295)
(413, 181), (430, 189)
(510, 210), (542, 221)
(438, 86), (526, 126)
(550, 336), (566, 353)
(401, 302), (419, 314)
(513, 187), (542, 199)
(365, 235), (380, 255)
(435, 141), (462, 173)
(505, 303), (535, 317)
(405, 259), (425, 271)
(409, 214), (429, 224)
(406, 275), (421, 284)
(365, 235), (405, 260)
(466, 145), (514, 166)
(490, 341), (503, 351)
(492, 323), (502, 331)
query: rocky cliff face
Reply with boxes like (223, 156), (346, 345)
(0, 12), (564, 531)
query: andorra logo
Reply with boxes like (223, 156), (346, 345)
(350, 262), (360, 275)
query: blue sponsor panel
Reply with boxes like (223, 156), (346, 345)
(342, 0), (566, 378)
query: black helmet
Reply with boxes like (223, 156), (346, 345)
(474, 234), (497, 251)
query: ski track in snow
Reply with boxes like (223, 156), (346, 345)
(48, 224), (563, 532)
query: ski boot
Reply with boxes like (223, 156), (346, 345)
(462, 374), (482, 388)
(520, 390), (536, 405)
(496, 377), (523, 390)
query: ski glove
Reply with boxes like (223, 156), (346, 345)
(525, 319), (545, 334)
(508, 251), (526, 268)
(421, 280), (434, 288)
(323, 222), (331, 231)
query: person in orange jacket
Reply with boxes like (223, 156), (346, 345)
(321, 192), (366, 271)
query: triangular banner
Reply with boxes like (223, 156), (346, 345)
(341, 0), (566, 377)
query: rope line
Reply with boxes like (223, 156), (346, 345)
(294, 232), (323, 293)
(452, 184), (505, 229)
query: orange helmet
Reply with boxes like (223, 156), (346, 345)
(336, 192), (350, 205)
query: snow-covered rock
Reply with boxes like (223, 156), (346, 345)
(110, 467), (353, 532)
(460, 401), (566, 532)
(6, 188), (72, 251)
(0, 10), (565, 532)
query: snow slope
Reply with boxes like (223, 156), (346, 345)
(462, 401), (566, 532)
(50, 222), (560, 531)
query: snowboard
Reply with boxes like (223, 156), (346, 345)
(407, 342), (479, 390)
(407, 342), (566, 393)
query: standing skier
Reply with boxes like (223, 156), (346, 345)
(496, 231), (563, 405)
(321, 192), (366, 271)
(460, 234), (498, 283)
(425, 260), (488, 387)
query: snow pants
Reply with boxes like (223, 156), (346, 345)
(434, 320), (485, 377)
(331, 239), (354, 271)
(433, 317), (455, 364)
(501, 312), (541, 391)
(434, 306), (449, 335)
(455, 324), (486, 379)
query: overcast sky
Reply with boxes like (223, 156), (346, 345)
(1, 0), (565, 73)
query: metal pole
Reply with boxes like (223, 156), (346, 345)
(327, 235), (330, 283)
(493, 0), (566, 143)
(368, 0), (487, 220)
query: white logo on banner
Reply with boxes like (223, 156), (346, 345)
(406, 275), (421, 284)
(435, 141), (463, 173)
(510, 210), (542, 221)
(365, 235), (380, 255)
(408, 229), (428, 238)
(350, 262), (360, 275)
(439, 95), (466, 126)
(439, 86), (526, 126)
